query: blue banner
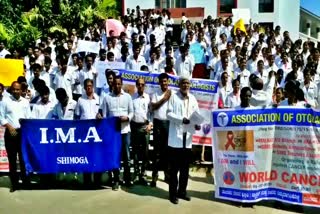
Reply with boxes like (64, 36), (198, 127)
(118, 69), (219, 93)
(21, 118), (122, 174)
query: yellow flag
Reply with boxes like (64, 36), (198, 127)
(234, 18), (247, 35)
(0, 59), (24, 86)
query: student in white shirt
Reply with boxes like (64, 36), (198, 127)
(31, 86), (54, 119)
(254, 60), (269, 86)
(225, 79), (241, 108)
(208, 46), (220, 79)
(284, 60), (304, 84)
(150, 73), (172, 187)
(40, 56), (53, 88)
(279, 80), (307, 107)
(217, 33), (228, 52)
(52, 88), (77, 120)
(181, 12), (188, 24)
(80, 54), (97, 88)
(130, 78), (152, 185)
(30, 79), (57, 107)
(214, 57), (233, 83)
(301, 41), (310, 65)
(265, 54), (279, 73)
(0, 81), (31, 192)
(247, 48), (260, 73)
(174, 45), (195, 79)
(27, 63), (42, 90)
(167, 77), (201, 204)
(277, 52), (292, 76)
(53, 58), (73, 99)
(219, 72), (233, 107)
(126, 44), (147, 71)
(146, 49), (159, 73)
(235, 87), (252, 109)
(33, 47), (44, 66)
(235, 58), (251, 88)
(300, 68), (318, 108)
(117, 46), (129, 63)
(161, 56), (177, 75)
(165, 12), (174, 38)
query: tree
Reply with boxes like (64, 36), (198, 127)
(0, 0), (120, 51)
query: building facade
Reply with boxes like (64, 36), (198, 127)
(300, 7), (320, 43)
(122, 0), (320, 42)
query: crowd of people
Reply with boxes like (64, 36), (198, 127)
(0, 4), (320, 205)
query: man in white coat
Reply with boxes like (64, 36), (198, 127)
(166, 77), (201, 204)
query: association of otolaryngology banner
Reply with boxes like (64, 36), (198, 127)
(212, 107), (320, 207)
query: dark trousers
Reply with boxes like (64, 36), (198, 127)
(83, 173), (102, 185)
(130, 121), (149, 178)
(112, 133), (131, 183)
(168, 134), (191, 198)
(152, 119), (169, 180)
(4, 128), (28, 188)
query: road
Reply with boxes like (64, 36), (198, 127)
(0, 169), (318, 214)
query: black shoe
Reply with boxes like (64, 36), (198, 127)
(241, 203), (254, 208)
(112, 182), (119, 191)
(9, 186), (17, 193)
(124, 181), (133, 187)
(164, 176), (170, 184)
(138, 178), (148, 186)
(150, 181), (156, 187)
(169, 197), (179, 204)
(105, 179), (113, 187)
(177, 194), (191, 201)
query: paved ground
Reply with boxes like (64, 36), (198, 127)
(0, 168), (319, 214)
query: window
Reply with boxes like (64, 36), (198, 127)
(259, 0), (274, 13)
(155, 0), (186, 8)
(218, 0), (237, 16)
(259, 22), (274, 32)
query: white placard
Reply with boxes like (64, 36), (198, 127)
(232, 9), (251, 25)
(76, 40), (100, 54)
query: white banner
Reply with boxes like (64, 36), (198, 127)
(76, 40), (100, 54)
(213, 107), (320, 207)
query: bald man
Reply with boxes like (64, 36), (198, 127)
(250, 76), (271, 107)
(0, 81), (31, 192)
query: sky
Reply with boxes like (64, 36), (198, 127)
(300, 0), (320, 16)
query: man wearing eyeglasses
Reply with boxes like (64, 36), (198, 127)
(167, 77), (201, 204)
(131, 78), (152, 185)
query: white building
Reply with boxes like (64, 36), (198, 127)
(123, 0), (319, 42)
(300, 7), (320, 43)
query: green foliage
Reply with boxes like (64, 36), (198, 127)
(0, 0), (120, 51)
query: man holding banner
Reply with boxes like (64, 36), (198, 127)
(131, 78), (152, 185)
(75, 79), (101, 187)
(0, 81), (31, 192)
(100, 76), (134, 190)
